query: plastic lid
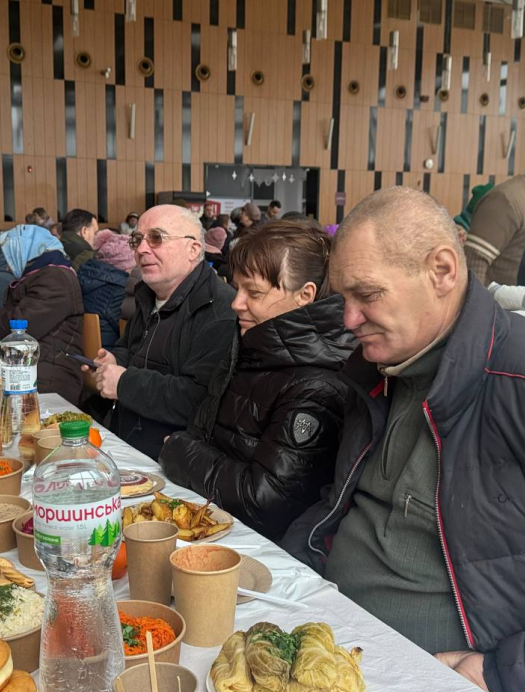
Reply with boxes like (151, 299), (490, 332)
(10, 320), (27, 330)
(59, 421), (91, 439)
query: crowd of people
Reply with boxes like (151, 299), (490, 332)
(1, 180), (525, 691)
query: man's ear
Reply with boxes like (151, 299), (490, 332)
(427, 245), (460, 297)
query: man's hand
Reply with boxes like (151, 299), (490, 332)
(435, 651), (488, 691)
(94, 348), (116, 366)
(92, 363), (126, 400)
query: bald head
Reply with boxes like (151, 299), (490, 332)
(334, 187), (467, 278)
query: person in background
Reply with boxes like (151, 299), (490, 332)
(48, 223), (62, 239)
(240, 202), (261, 231)
(120, 266), (142, 322)
(204, 226), (228, 274)
(77, 229), (136, 350)
(119, 212), (139, 236)
(0, 225), (83, 404)
(61, 208), (98, 271)
(281, 211), (309, 222)
(453, 182), (493, 235)
(260, 200), (282, 224)
(213, 214), (234, 256)
(32, 207), (55, 230)
(0, 249), (13, 306)
(464, 176), (525, 285)
(84, 205), (237, 460)
(24, 214), (37, 225)
(160, 221), (355, 541)
(199, 202), (216, 231)
(283, 186), (525, 692)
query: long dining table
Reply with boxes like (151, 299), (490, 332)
(12, 393), (481, 692)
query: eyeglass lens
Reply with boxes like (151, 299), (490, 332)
(129, 230), (163, 249)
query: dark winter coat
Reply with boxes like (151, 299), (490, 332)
(110, 261), (237, 460)
(121, 267), (141, 321)
(77, 259), (128, 349)
(160, 295), (355, 541)
(61, 231), (95, 271)
(281, 275), (525, 692)
(0, 252), (84, 404)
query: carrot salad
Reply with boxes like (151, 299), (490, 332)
(0, 461), (12, 477)
(119, 611), (176, 656)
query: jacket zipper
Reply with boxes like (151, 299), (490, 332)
(423, 402), (474, 650)
(307, 442), (372, 558)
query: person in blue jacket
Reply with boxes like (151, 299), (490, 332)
(77, 229), (136, 349)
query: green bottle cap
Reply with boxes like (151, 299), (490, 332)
(59, 421), (91, 439)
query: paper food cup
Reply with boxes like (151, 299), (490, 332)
(13, 511), (43, 572)
(34, 436), (61, 464)
(5, 597), (43, 674)
(170, 544), (241, 647)
(124, 522), (178, 605)
(0, 495), (31, 553)
(113, 662), (198, 692)
(117, 600), (186, 670)
(0, 458), (24, 496)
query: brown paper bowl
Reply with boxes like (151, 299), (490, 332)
(34, 436), (61, 464)
(0, 459), (24, 496)
(117, 600), (186, 670)
(13, 511), (43, 572)
(4, 600), (43, 673)
(0, 495), (31, 553)
(113, 662), (198, 692)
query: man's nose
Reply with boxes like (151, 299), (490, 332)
(344, 302), (367, 331)
(136, 236), (151, 254)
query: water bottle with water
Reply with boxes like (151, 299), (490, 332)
(0, 319), (41, 448)
(34, 420), (124, 692)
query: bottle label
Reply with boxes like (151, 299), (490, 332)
(34, 494), (121, 547)
(1, 365), (37, 394)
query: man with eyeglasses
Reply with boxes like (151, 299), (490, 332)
(84, 204), (236, 460)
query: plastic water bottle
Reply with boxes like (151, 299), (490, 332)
(33, 421), (124, 692)
(0, 319), (41, 448)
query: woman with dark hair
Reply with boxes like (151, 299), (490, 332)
(160, 221), (355, 541)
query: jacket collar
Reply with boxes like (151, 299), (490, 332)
(135, 261), (214, 317)
(238, 294), (354, 371)
(342, 273), (510, 437)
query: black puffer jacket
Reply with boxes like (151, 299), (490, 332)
(110, 261), (236, 460)
(160, 295), (356, 541)
(281, 276), (525, 692)
(77, 259), (128, 349)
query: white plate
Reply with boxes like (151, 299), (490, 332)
(206, 670), (216, 692)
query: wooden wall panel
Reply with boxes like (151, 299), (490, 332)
(1, 0), (524, 229)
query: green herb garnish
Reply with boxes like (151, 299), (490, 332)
(252, 630), (302, 665)
(121, 624), (140, 648)
(160, 499), (183, 510)
(0, 585), (16, 620)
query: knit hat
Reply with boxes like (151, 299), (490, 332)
(243, 203), (261, 222)
(205, 227), (227, 251)
(93, 229), (135, 271)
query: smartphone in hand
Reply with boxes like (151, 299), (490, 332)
(64, 353), (99, 370)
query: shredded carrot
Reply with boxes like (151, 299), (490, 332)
(0, 461), (12, 477)
(119, 611), (176, 656)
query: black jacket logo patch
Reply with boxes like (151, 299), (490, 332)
(292, 412), (320, 445)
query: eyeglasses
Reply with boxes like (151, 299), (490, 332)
(129, 229), (196, 250)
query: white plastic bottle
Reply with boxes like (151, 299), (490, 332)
(33, 420), (124, 692)
(0, 319), (40, 447)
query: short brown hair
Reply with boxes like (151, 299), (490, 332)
(229, 220), (332, 301)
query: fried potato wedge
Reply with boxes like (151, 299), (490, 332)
(123, 507), (134, 530)
(173, 504), (192, 529)
(151, 499), (173, 522)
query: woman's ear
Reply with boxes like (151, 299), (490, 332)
(295, 281), (317, 307)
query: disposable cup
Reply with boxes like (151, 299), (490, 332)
(170, 544), (241, 647)
(113, 662), (197, 692)
(123, 522), (178, 605)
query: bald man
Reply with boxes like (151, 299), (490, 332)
(282, 187), (525, 692)
(86, 205), (236, 459)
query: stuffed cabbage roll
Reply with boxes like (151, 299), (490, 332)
(246, 622), (300, 692)
(211, 631), (254, 692)
(291, 623), (336, 689)
(330, 646), (365, 692)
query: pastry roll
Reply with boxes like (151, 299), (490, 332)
(211, 631), (253, 692)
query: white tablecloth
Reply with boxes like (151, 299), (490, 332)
(12, 394), (480, 692)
